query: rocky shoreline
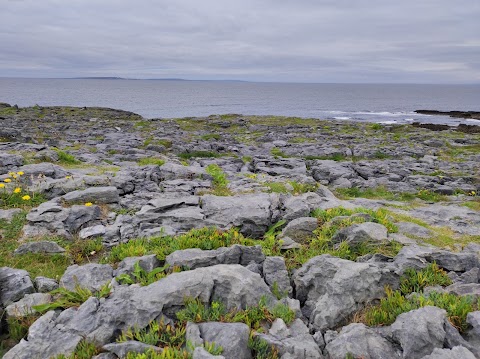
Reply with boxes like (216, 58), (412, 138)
(0, 104), (479, 359)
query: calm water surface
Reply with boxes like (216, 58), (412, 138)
(1, 78), (479, 125)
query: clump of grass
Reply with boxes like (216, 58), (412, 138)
(362, 288), (478, 332)
(33, 283), (111, 313)
(359, 263), (475, 332)
(249, 335), (279, 359)
(205, 164), (232, 196)
(201, 133), (221, 141)
(6, 314), (40, 342)
(0, 172), (47, 209)
(176, 296), (295, 329)
(66, 238), (103, 264)
(399, 262), (452, 294)
(54, 340), (101, 359)
(369, 123), (383, 131)
(263, 181), (318, 195)
(178, 151), (220, 160)
(0, 212), (71, 279)
(336, 186), (448, 203)
(53, 149), (80, 165)
(137, 158), (166, 166)
(105, 227), (251, 264)
(116, 262), (183, 286)
(270, 148), (289, 158)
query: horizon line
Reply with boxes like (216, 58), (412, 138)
(0, 76), (479, 86)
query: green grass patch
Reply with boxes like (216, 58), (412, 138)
(53, 149), (80, 165)
(205, 164), (232, 196)
(336, 186), (448, 203)
(54, 340), (101, 359)
(463, 199), (480, 211)
(137, 158), (166, 166)
(263, 181), (318, 195)
(104, 227), (251, 264)
(201, 133), (221, 141)
(178, 151), (221, 160)
(116, 262), (183, 286)
(359, 263), (477, 332)
(270, 148), (289, 158)
(176, 296), (295, 329)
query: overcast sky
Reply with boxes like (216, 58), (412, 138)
(1, 0), (479, 83)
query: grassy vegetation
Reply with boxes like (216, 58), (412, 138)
(33, 283), (111, 313)
(178, 151), (221, 160)
(358, 264), (478, 332)
(205, 164), (232, 196)
(177, 296), (295, 328)
(263, 181), (318, 195)
(137, 158), (166, 166)
(54, 340), (101, 359)
(116, 262), (183, 286)
(270, 148), (289, 158)
(53, 149), (81, 165)
(104, 227), (250, 264)
(335, 186), (448, 203)
(201, 133), (221, 141)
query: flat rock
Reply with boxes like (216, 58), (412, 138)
(6, 293), (52, 317)
(63, 186), (120, 204)
(14, 241), (66, 255)
(60, 263), (113, 292)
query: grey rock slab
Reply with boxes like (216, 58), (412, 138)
(391, 306), (447, 359)
(64, 204), (102, 233)
(202, 194), (274, 238)
(198, 322), (251, 359)
(420, 346), (476, 359)
(425, 251), (479, 272)
(79, 224), (106, 239)
(103, 341), (162, 358)
(14, 241), (66, 255)
(165, 245), (265, 270)
(263, 256), (292, 296)
(396, 222), (433, 239)
(331, 222), (388, 246)
(115, 254), (161, 277)
(280, 217), (318, 244)
(63, 186), (120, 204)
(444, 283), (480, 298)
(293, 255), (398, 331)
(34, 276), (59, 293)
(17, 162), (69, 181)
(60, 263), (114, 292)
(256, 318), (324, 359)
(6, 293), (52, 317)
(0, 208), (22, 221)
(325, 323), (401, 359)
(0, 267), (35, 306)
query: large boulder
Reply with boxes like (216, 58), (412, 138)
(250, 156), (307, 177)
(262, 256), (292, 297)
(202, 194), (275, 238)
(293, 255), (398, 331)
(0, 267), (35, 306)
(325, 323), (401, 359)
(187, 322), (251, 359)
(255, 318), (324, 359)
(280, 217), (318, 244)
(331, 222), (388, 246)
(165, 245), (265, 270)
(5, 293), (52, 318)
(60, 263), (114, 292)
(420, 346), (476, 359)
(391, 306), (447, 359)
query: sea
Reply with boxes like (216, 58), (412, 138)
(1, 78), (479, 126)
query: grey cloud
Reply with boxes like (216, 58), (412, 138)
(0, 0), (479, 82)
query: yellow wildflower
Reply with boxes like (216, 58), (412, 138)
(14, 187), (21, 193)
(0, 183), (5, 188)
(8, 172), (15, 176)
(12, 174), (17, 179)
(65, 175), (72, 180)
(17, 171), (24, 176)
(22, 195), (31, 201)
(85, 202), (93, 207)
(4, 178), (11, 183)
